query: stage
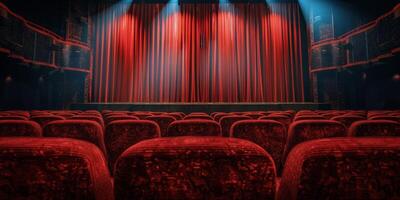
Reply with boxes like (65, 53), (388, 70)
(70, 102), (330, 113)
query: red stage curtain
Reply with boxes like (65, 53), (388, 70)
(92, 3), (305, 102)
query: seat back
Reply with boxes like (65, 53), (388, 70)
(183, 115), (213, 120)
(43, 120), (107, 155)
(259, 115), (292, 129)
(348, 120), (400, 137)
(166, 120), (222, 137)
(231, 120), (287, 174)
(331, 115), (365, 128)
(219, 115), (252, 137)
(284, 120), (347, 162)
(278, 138), (400, 200)
(0, 138), (113, 200)
(0, 120), (42, 137)
(105, 120), (160, 170)
(31, 116), (66, 127)
(114, 136), (276, 199)
(145, 115), (176, 136)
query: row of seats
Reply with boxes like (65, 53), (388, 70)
(0, 109), (399, 199)
(1, 137), (400, 199)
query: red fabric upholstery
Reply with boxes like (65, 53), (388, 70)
(219, 115), (252, 137)
(284, 120), (347, 163)
(348, 120), (400, 137)
(369, 116), (400, 123)
(0, 116), (28, 120)
(30, 116), (66, 127)
(278, 138), (400, 200)
(231, 120), (287, 174)
(145, 115), (176, 136)
(213, 113), (232, 122)
(105, 115), (139, 124)
(70, 115), (105, 128)
(43, 120), (107, 156)
(130, 113), (153, 119)
(105, 120), (161, 171)
(0, 120), (42, 137)
(0, 137), (113, 200)
(166, 113), (183, 120)
(114, 136), (276, 199)
(294, 115), (326, 121)
(244, 113), (265, 119)
(183, 115), (214, 120)
(166, 120), (222, 137)
(331, 115), (365, 128)
(259, 115), (292, 129)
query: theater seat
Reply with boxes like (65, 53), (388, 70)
(231, 120), (287, 174)
(70, 115), (105, 128)
(278, 138), (400, 200)
(348, 120), (400, 137)
(213, 113), (232, 122)
(331, 115), (365, 128)
(259, 115), (292, 129)
(0, 137), (113, 200)
(105, 115), (139, 124)
(219, 115), (252, 137)
(166, 112), (183, 120)
(105, 120), (160, 171)
(283, 120), (347, 162)
(166, 120), (222, 137)
(43, 120), (107, 155)
(130, 113), (153, 119)
(183, 115), (213, 120)
(114, 136), (276, 199)
(0, 116), (28, 120)
(369, 116), (400, 123)
(294, 115), (326, 121)
(145, 115), (176, 136)
(31, 115), (66, 127)
(0, 120), (42, 137)
(244, 113), (265, 119)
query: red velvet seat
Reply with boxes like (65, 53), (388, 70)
(188, 112), (208, 116)
(145, 115), (176, 136)
(219, 115), (252, 137)
(183, 115), (213, 120)
(0, 137), (113, 200)
(114, 136), (276, 199)
(0, 116), (28, 120)
(166, 112), (183, 120)
(0, 120), (42, 137)
(105, 120), (160, 171)
(294, 115), (326, 121)
(231, 120), (287, 174)
(130, 113), (153, 119)
(105, 115), (139, 124)
(283, 120), (347, 162)
(244, 113), (265, 119)
(70, 115), (105, 128)
(331, 115), (365, 128)
(369, 116), (400, 123)
(259, 115), (292, 129)
(213, 113), (232, 122)
(30, 115), (66, 127)
(278, 138), (400, 200)
(166, 120), (222, 137)
(348, 120), (400, 137)
(43, 120), (107, 156)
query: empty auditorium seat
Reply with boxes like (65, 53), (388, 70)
(0, 137), (113, 199)
(278, 138), (400, 200)
(130, 113), (153, 119)
(294, 115), (326, 121)
(348, 120), (400, 137)
(166, 120), (222, 137)
(369, 116), (400, 123)
(283, 120), (347, 162)
(259, 115), (292, 129)
(188, 112), (208, 116)
(105, 120), (161, 170)
(43, 120), (107, 155)
(114, 136), (276, 199)
(213, 113), (232, 122)
(70, 115), (105, 128)
(31, 115), (66, 127)
(0, 116), (28, 120)
(231, 120), (287, 174)
(105, 115), (139, 124)
(145, 115), (176, 136)
(0, 120), (42, 137)
(243, 113), (265, 119)
(166, 112), (183, 120)
(219, 115), (252, 137)
(183, 115), (213, 120)
(331, 115), (365, 128)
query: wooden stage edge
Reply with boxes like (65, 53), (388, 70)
(71, 102), (331, 113)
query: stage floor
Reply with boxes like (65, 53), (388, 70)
(71, 102), (330, 113)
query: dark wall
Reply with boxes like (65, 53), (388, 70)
(0, 58), (86, 110)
